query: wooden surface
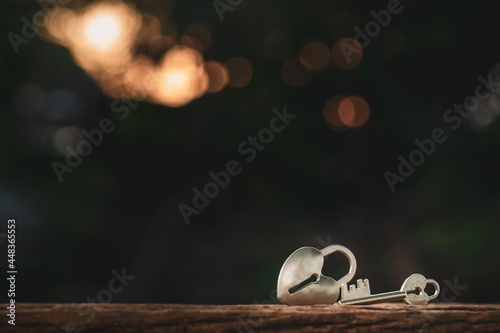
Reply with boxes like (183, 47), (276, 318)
(2, 303), (500, 332)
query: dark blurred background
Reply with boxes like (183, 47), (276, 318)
(1, 0), (500, 306)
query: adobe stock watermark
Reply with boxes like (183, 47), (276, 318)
(51, 69), (163, 183)
(405, 276), (467, 332)
(51, 98), (136, 183)
(62, 267), (135, 333)
(339, 0), (408, 64)
(384, 73), (500, 192)
(315, 234), (335, 249)
(178, 105), (296, 224)
(236, 289), (280, 333)
(213, 0), (244, 21)
(7, 0), (70, 54)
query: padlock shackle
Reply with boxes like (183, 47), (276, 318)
(320, 244), (357, 286)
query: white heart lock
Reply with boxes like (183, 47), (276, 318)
(277, 244), (357, 305)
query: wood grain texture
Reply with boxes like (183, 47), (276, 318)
(1, 303), (500, 332)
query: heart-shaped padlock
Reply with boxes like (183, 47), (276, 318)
(277, 244), (357, 305)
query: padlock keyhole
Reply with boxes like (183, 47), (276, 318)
(288, 273), (318, 295)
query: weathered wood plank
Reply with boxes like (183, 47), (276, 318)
(1, 303), (500, 332)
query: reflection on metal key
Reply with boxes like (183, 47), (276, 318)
(339, 273), (440, 305)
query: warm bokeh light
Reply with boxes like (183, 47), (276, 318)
(138, 15), (176, 54)
(281, 58), (312, 87)
(151, 46), (208, 107)
(123, 56), (158, 99)
(338, 98), (355, 125)
(323, 95), (370, 130)
(44, 3), (219, 107)
(299, 41), (330, 70)
(204, 61), (229, 93)
(340, 96), (370, 127)
(179, 35), (204, 53)
(43, 8), (74, 44)
(184, 24), (212, 52)
(45, 2), (142, 73)
(83, 12), (122, 52)
(43, 2), (245, 107)
(225, 57), (253, 88)
(332, 38), (363, 69)
(165, 71), (189, 91)
(323, 95), (348, 130)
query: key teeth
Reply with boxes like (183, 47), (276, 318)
(348, 279), (370, 291)
(362, 279), (370, 289)
(341, 279), (371, 301)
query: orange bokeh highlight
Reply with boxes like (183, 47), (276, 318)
(204, 61), (229, 93)
(332, 38), (363, 69)
(299, 41), (330, 70)
(338, 98), (356, 125)
(184, 24), (212, 52)
(340, 96), (370, 127)
(151, 46), (208, 107)
(83, 12), (122, 51)
(46, 2), (142, 74)
(324, 95), (370, 130)
(43, 2), (245, 107)
(123, 56), (158, 99)
(225, 57), (253, 88)
(324, 95), (348, 130)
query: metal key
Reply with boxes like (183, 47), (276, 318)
(338, 273), (440, 305)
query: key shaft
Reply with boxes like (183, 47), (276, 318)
(339, 290), (406, 305)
